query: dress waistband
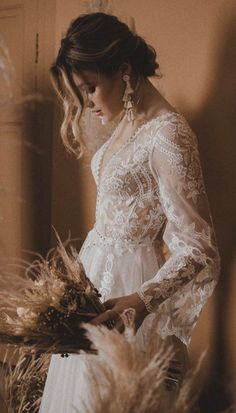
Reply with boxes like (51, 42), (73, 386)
(88, 226), (160, 252)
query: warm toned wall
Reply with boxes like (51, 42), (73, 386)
(51, 0), (95, 249)
(0, 0), (56, 261)
(51, 1), (236, 411)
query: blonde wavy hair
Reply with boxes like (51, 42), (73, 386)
(50, 12), (161, 159)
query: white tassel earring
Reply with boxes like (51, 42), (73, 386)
(122, 74), (135, 122)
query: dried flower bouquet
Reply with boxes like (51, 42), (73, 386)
(79, 309), (203, 413)
(1, 309), (204, 413)
(0, 234), (106, 355)
(1, 348), (50, 413)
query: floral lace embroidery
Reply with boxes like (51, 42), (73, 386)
(89, 112), (220, 345)
(100, 253), (115, 301)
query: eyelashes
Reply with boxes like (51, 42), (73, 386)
(84, 85), (96, 94)
(75, 84), (96, 103)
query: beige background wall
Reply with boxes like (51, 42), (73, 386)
(0, 1), (235, 412)
(51, 1), (236, 411)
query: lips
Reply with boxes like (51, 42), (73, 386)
(92, 109), (102, 116)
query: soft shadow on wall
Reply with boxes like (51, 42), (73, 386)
(190, 13), (236, 413)
(22, 97), (54, 258)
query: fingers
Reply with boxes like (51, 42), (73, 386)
(90, 309), (120, 326)
(114, 317), (125, 333)
(90, 309), (125, 333)
(103, 298), (117, 309)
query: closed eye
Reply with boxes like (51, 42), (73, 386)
(84, 85), (96, 94)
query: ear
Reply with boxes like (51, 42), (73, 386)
(119, 62), (132, 77)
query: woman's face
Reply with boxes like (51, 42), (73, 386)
(72, 69), (125, 123)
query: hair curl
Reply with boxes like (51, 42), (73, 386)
(51, 12), (161, 158)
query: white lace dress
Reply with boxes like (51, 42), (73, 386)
(39, 111), (220, 412)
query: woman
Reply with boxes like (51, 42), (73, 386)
(39, 12), (220, 412)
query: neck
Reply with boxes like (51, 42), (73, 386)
(112, 75), (167, 130)
(134, 77), (161, 116)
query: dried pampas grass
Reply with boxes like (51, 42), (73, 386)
(1, 348), (50, 413)
(76, 308), (202, 413)
(83, 0), (113, 14)
(2, 309), (203, 413)
(0, 232), (106, 355)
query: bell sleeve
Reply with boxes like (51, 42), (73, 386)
(137, 115), (220, 344)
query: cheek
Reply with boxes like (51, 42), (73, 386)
(104, 82), (123, 109)
(93, 89), (109, 107)
(93, 79), (124, 113)
(100, 90), (112, 106)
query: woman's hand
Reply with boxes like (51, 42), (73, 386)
(91, 292), (149, 333)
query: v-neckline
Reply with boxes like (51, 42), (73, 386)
(96, 110), (182, 186)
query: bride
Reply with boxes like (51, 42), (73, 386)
(39, 12), (220, 412)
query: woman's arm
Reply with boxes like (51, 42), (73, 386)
(92, 116), (220, 337)
(137, 116), (220, 314)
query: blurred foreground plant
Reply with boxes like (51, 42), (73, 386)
(0, 232), (107, 355)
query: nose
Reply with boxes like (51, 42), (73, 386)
(87, 100), (94, 109)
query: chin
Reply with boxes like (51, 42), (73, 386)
(100, 115), (109, 125)
(100, 110), (120, 124)
(102, 113), (115, 124)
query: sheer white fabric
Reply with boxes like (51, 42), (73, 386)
(89, 111), (220, 345)
(39, 111), (219, 412)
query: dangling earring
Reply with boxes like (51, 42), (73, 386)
(122, 74), (135, 122)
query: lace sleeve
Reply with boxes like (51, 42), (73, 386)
(137, 116), (220, 340)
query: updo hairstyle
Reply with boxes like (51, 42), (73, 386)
(51, 12), (161, 158)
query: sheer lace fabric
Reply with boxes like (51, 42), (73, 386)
(88, 111), (220, 345)
(39, 111), (219, 412)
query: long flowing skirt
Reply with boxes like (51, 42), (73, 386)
(39, 229), (191, 413)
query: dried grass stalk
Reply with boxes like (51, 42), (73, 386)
(2, 309), (201, 413)
(0, 233), (106, 355)
(1, 347), (50, 413)
(3, 309), (232, 413)
(75, 309), (203, 413)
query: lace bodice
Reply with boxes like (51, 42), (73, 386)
(90, 111), (220, 345)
